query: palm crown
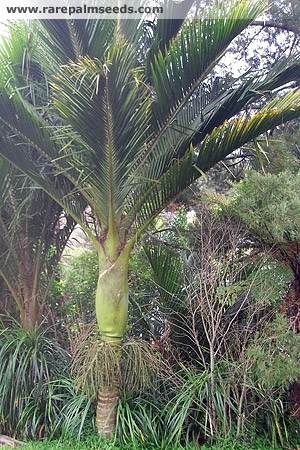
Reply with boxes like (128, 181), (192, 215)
(0, 1), (300, 255)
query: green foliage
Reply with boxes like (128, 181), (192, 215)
(128, 248), (154, 295)
(116, 388), (200, 449)
(1, 2), (300, 257)
(144, 243), (185, 313)
(0, 435), (287, 450)
(53, 377), (95, 440)
(0, 161), (74, 328)
(155, 205), (189, 247)
(0, 436), (201, 450)
(0, 321), (97, 441)
(115, 360), (298, 449)
(0, 439), (288, 450)
(0, 321), (69, 439)
(117, 394), (167, 448)
(263, 134), (300, 175)
(248, 314), (300, 388)
(1, 5), (300, 443)
(201, 434), (285, 450)
(116, 367), (232, 448)
(245, 258), (293, 303)
(137, 208), (299, 446)
(230, 170), (300, 244)
(230, 314), (300, 446)
(58, 250), (98, 322)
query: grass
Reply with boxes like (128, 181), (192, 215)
(0, 435), (287, 450)
(0, 441), (193, 450)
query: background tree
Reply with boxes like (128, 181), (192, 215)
(228, 170), (300, 330)
(0, 159), (74, 329)
(227, 0), (300, 74)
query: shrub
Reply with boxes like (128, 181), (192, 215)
(0, 321), (69, 439)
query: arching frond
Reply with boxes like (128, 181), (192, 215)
(124, 89), (300, 236)
(195, 89), (300, 172)
(150, 0), (268, 128)
(135, 55), (300, 189)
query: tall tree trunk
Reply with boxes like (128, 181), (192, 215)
(281, 275), (300, 332)
(280, 263), (300, 418)
(95, 251), (129, 436)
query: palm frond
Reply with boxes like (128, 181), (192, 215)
(195, 89), (300, 172)
(0, 21), (49, 107)
(0, 87), (100, 233)
(124, 147), (196, 235)
(150, 0), (267, 127)
(1, 5), (300, 251)
(0, 151), (76, 321)
(133, 56), (300, 197)
(52, 39), (151, 223)
(144, 243), (185, 313)
(192, 56), (300, 147)
(0, 158), (13, 206)
(0, 131), (90, 237)
(38, 19), (116, 64)
(145, 0), (195, 72)
(125, 89), (300, 233)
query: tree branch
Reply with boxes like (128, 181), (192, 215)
(251, 21), (299, 35)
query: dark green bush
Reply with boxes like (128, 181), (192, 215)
(0, 321), (69, 439)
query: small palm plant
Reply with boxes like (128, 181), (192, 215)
(1, 0), (300, 435)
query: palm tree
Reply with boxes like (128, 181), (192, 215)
(1, 0), (300, 435)
(0, 158), (74, 329)
(0, 23), (75, 329)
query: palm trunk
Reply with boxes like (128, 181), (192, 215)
(20, 296), (39, 331)
(95, 251), (129, 436)
(96, 384), (120, 436)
